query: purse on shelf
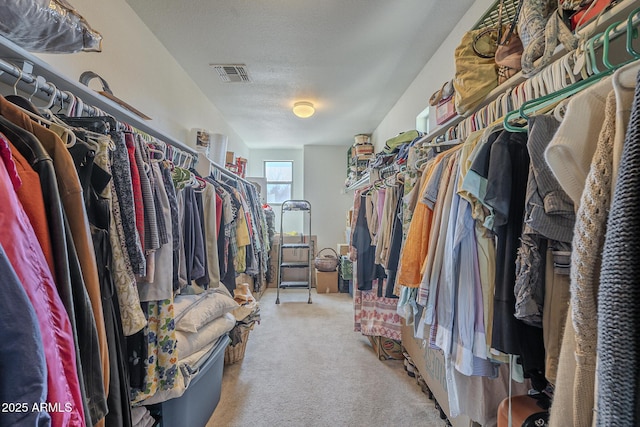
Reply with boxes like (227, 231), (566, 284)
(495, 0), (525, 84)
(519, 0), (578, 77)
(454, 28), (499, 115)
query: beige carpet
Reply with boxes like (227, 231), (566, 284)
(207, 288), (446, 427)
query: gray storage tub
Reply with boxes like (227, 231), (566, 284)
(160, 335), (230, 427)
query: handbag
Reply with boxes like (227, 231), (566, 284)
(519, 0), (578, 77)
(495, 0), (525, 84)
(454, 29), (499, 115)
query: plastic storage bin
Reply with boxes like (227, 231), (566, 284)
(160, 335), (230, 427)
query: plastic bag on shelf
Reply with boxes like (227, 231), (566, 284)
(0, 0), (102, 53)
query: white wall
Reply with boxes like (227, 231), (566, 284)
(303, 146), (353, 253)
(34, 0), (248, 157)
(371, 0), (494, 151)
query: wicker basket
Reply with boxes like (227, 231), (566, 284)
(224, 328), (250, 365)
(314, 248), (339, 272)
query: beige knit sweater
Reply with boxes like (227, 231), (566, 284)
(555, 91), (615, 427)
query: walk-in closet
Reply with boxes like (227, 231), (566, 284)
(1, 0), (639, 426)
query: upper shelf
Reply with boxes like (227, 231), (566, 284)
(418, 0), (639, 145)
(0, 34), (196, 155)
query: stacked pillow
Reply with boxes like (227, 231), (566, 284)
(174, 289), (239, 358)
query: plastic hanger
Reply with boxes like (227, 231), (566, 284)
(12, 69), (23, 96)
(602, 21), (624, 70)
(147, 139), (166, 162)
(587, 32), (604, 75)
(626, 7), (640, 60)
(42, 83), (59, 110)
(502, 16), (640, 133)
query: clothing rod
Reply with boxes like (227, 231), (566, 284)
(414, 1), (640, 147)
(208, 159), (254, 187)
(0, 35), (197, 155)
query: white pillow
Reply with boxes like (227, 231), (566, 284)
(175, 290), (239, 333)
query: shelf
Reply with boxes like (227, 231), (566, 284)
(0, 34), (197, 155)
(416, 0), (639, 146)
(280, 262), (310, 269)
(281, 243), (310, 249)
(345, 172), (370, 192)
(279, 281), (310, 288)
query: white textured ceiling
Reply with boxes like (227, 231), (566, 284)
(125, 0), (475, 148)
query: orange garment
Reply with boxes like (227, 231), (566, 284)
(0, 97), (109, 403)
(397, 155), (442, 287)
(8, 142), (56, 277)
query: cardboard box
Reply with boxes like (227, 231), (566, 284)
(315, 270), (338, 293)
(336, 243), (349, 256)
(402, 324), (529, 427)
(225, 151), (235, 164)
(235, 273), (254, 288)
(402, 324), (473, 427)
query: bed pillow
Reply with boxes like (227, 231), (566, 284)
(176, 313), (236, 358)
(175, 290), (239, 333)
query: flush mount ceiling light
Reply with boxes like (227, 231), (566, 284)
(292, 101), (315, 118)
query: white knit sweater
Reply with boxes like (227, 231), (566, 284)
(545, 77), (613, 208)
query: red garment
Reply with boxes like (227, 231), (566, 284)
(126, 133), (145, 250)
(0, 137), (85, 426)
(215, 193), (223, 239)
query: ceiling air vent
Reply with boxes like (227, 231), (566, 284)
(211, 64), (252, 83)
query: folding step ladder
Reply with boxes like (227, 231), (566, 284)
(276, 200), (312, 304)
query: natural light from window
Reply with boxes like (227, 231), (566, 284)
(264, 161), (293, 204)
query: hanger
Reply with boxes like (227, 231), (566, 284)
(602, 21), (625, 70)
(502, 16), (640, 134)
(27, 77), (39, 102)
(553, 98), (571, 121)
(626, 7), (640, 60)
(12, 69), (23, 96)
(194, 175), (208, 192)
(147, 139), (166, 162)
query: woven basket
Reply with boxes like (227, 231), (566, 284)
(314, 248), (339, 272)
(224, 328), (250, 365)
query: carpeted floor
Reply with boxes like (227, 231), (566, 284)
(207, 288), (446, 427)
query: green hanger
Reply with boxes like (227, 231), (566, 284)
(603, 21), (624, 70)
(502, 14), (640, 133)
(626, 7), (640, 60)
(587, 32), (604, 75)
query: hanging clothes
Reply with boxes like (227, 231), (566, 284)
(112, 130), (146, 276)
(0, 96), (110, 425)
(0, 133), (85, 426)
(485, 130), (546, 390)
(352, 189), (402, 341)
(596, 70), (640, 427)
(0, 243), (50, 427)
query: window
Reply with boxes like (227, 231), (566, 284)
(264, 161), (293, 204)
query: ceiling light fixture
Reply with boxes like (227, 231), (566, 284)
(292, 101), (315, 118)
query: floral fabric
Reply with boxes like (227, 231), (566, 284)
(131, 298), (181, 404)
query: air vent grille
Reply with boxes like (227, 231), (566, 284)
(211, 64), (252, 83)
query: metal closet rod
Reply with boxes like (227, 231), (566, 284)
(0, 57), (197, 156)
(209, 159), (254, 186)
